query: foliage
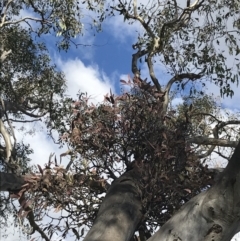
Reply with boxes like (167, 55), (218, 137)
(108, 0), (240, 97)
(60, 77), (215, 232)
(1, 25), (67, 116)
(0, 0), (105, 50)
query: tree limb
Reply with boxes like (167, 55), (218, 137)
(0, 119), (12, 162)
(114, 0), (155, 39)
(187, 136), (238, 147)
(214, 150), (230, 161)
(146, 53), (161, 91)
(197, 120), (240, 157)
(197, 145), (216, 159)
(213, 120), (240, 136)
(2, 100), (46, 118)
(188, 116), (240, 158)
(163, 73), (202, 113)
(1, 17), (46, 28)
(0, 49), (12, 63)
(132, 49), (148, 77)
(0, 0), (13, 27)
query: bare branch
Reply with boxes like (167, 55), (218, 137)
(146, 54), (161, 91)
(2, 100), (46, 118)
(1, 17), (47, 28)
(190, 112), (220, 123)
(8, 118), (42, 123)
(214, 150), (230, 161)
(187, 136), (238, 147)
(163, 73), (202, 113)
(213, 120), (240, 136)
(189, 117), (240, 158)
(210, 120), (240, 152)
(0, 119), (12, 162)
(0, 49), (12, 63)
(197, 145), (215, 159)
(114, 1), (155, 39)
(133, 0), (137, 17)
(1, 98), (17, 148)
(158, 0), (204, 47)
(132, 49), (148, 77)
(0, 0), (13, 27)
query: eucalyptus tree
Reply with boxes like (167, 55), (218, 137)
(1, 1), (240, 241)
(82, 1), (240, 241)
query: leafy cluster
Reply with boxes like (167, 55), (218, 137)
(58, 76), (215, 231)
(0, 25), (67, 121)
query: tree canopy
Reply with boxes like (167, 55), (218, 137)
(1, 0), (240, 241)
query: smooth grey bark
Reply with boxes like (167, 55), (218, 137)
(83, 167), (143, 241)
(148, 140), (240, 241)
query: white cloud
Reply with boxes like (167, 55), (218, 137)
(57, 58), (115, 104)
(11, 57), (115, 169)
(13, 122), (65, 167)
(104, 14), (143, 43)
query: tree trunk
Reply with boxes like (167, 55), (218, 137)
(148, 140), (240, 241)
(83, 167), (143, 241)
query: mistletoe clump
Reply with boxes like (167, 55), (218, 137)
(64, 76), (214, 229)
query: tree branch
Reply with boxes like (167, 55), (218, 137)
(197, 145), (216, 159)
(190, 112), (220, 123)
(188, 116), (240, 158)
(159, 0), (204, 37)
(187, 136), (238, 147)
(2, 100), (47, 118)
(213, 120), (240, 135)
(147, 140), (240, 241)
(214, 150), (230, 161)
(0, 0), (13, 27)
(1, 17), (46, 28)
(0, 119), (12, 162)
(132, 49), (148, 77)
(163, 73), (202, 113)
(113, 0), (155, 39)
(18, 193), (51, 241)
(146, 53), (161, 91)
(0, 49), (12, 63)
(8, 118), (42, 123)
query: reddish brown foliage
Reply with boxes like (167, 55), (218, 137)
(64, 76), (214, 231)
